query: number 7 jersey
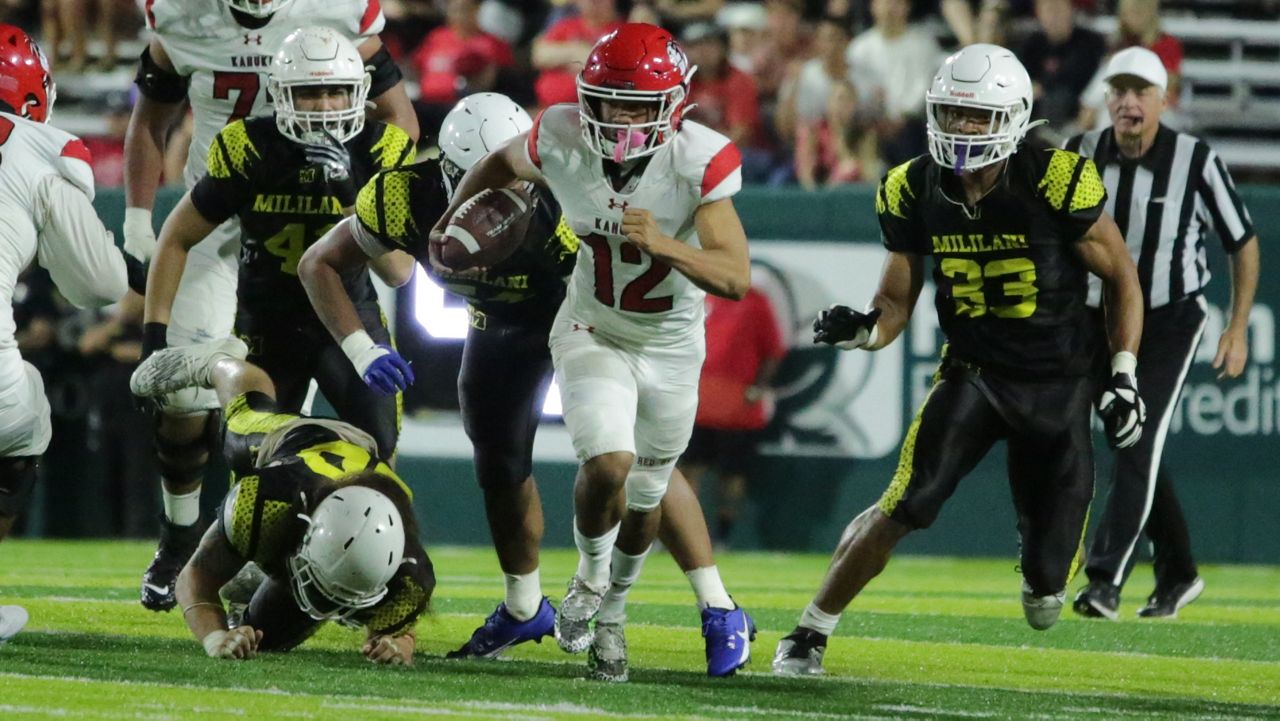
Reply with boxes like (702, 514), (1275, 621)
(877, 146), (1107, 377)
(526, 104), (742, 346)
(144, 0), (385, 188)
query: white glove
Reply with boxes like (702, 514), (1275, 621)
(202, 626), (261, 659)
(123, 207), (157, 262)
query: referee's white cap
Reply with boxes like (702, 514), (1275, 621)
(1103, 47), (1168, 91)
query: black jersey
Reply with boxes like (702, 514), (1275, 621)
(877, 146), (1107, 377)
(191, 117), (415, 317)
(354, 160), (578, 321)
(217, 423), (432, 637)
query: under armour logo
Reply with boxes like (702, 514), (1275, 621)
(243, 33), (263, 45)
(607, 198), (629, 211)
(572, 323), (594, 333)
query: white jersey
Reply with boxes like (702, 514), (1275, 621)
(527, 104), (742, 346)
(0, 113), (127, 454)
(144, 0), (385, 187)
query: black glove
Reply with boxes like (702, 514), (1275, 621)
(305, 131), (357, 207)
(1099, 364), (1146, 449)
(814, 305), (882, 350)
(124, 254), (149, 295)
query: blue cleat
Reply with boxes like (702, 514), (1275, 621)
(702, 605), (756, 677)
(447, 597), (556, 659)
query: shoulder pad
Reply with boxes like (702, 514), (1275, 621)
(55, 138), (96, 200)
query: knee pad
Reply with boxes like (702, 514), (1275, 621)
(0, 456), (39, 517)
(156, 412), (222, 485)
(625, 459), (674, 512)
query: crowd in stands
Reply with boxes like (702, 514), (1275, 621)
(0, 0), (1241, 190)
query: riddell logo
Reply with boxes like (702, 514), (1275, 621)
(950, 90), (975, 98)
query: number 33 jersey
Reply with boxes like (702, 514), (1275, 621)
(144, 0), (385, 188)
(877, 146), (1107, 377)
(526, 104), (742, 347)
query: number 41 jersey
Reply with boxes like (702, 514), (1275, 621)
(144, 0), (385, 188)
(526, 104), (742, 347)
(877, 146), (1107, 378)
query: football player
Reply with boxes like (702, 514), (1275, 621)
(299, 90), (755, 678)
(0, 26), (130, 641)
(772, 44), (1145, 675)
(143, 27), (414, 466)
(427, 25), (755, 682)
(124, 0), (419, 614)
(130, 337), (434, 663)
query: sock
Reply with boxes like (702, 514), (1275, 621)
(686, 566), (734, 610)
(162, 487), (201, 527)
(573, 520), (620, 590)
(798, 602), (841, 637)
(503, 569), (542, 621)
(597, 545), (650, 624)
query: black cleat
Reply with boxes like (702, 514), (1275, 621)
(1138, 577), (1204, 619)
(1072, 581), (1120, 621)
(141, 517), (205, 612)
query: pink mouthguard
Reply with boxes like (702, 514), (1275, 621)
(613, 129), (649, 162)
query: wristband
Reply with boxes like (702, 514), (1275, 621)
(1111, 350), (1137, 376)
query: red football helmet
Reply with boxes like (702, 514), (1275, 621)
(0, 25), (54, 123)
(577, 23), (695, 162)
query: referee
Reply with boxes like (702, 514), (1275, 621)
(1066, 48), (1261, 620)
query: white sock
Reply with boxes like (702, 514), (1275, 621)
(597, 546), (649, 624)
(503, 569), (542, 621)
(573, 520), (620, 590)
(686, 566), (734, 610)
(798, 602), (841, 636)
(162, 487), (201, 527)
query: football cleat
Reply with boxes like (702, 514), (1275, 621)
(702, 605), (756, 677)
(555, 575), (604, 654)
(447, 598), (555, 659)
(0, 605), (29, 642)
(1137, 577), (1204, 619)
(1022, 581), (1066, 630)
(1072, 580), (1120, 621)
(588, 621), (628, 682)
(772, 627), (828, 675)
(140, 517), (205, 612)
(130, 337), (248, 398)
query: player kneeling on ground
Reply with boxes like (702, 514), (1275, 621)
(130, 338), (435, 663)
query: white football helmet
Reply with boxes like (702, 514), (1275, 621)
(223, 0), (294, 19)
(288, 486), (406, 621)
(926, 44), (1034, 174)
(438, 92), (532, 199)
(269, 27), (371, 146)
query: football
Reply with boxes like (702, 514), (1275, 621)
(437, 185), (536, 271)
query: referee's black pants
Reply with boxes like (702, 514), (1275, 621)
(1086, 295), (1206, 592)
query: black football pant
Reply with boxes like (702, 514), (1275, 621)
(236, 304), (400, 460)
(458, 308), (555, 490)
(1086, 296), (1206, 592)
(878, 357), (1095, 596)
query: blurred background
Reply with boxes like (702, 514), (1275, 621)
(3, 0), (1277, 564)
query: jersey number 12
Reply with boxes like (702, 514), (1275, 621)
(582, 234), (674, 313)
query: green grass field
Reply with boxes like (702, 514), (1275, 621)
(1, 540), (1277, 720)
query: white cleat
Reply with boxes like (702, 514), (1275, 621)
(555, 575), (604, 654)
(1022, 581), (1065, 630)
(0, 605), (29, 641)
(588, 621), (628, 682)
(130, 337), (248, 397)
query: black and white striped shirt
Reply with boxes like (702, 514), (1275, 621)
(1065, 125), (1255, 309)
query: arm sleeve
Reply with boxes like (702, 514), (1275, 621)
(876, 160), (926, 253)
(32, 175), (128, 308)
(1198, 149), (1256, 253)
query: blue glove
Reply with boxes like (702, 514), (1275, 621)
(362, 346), (415, 395)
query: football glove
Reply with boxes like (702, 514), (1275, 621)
(123, 207), (157, 262)
(814, 305), (882, 350)
(304, 131), (357, 207)
(341, 330), (414, 395)
(1099, 351), (1145, 449)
